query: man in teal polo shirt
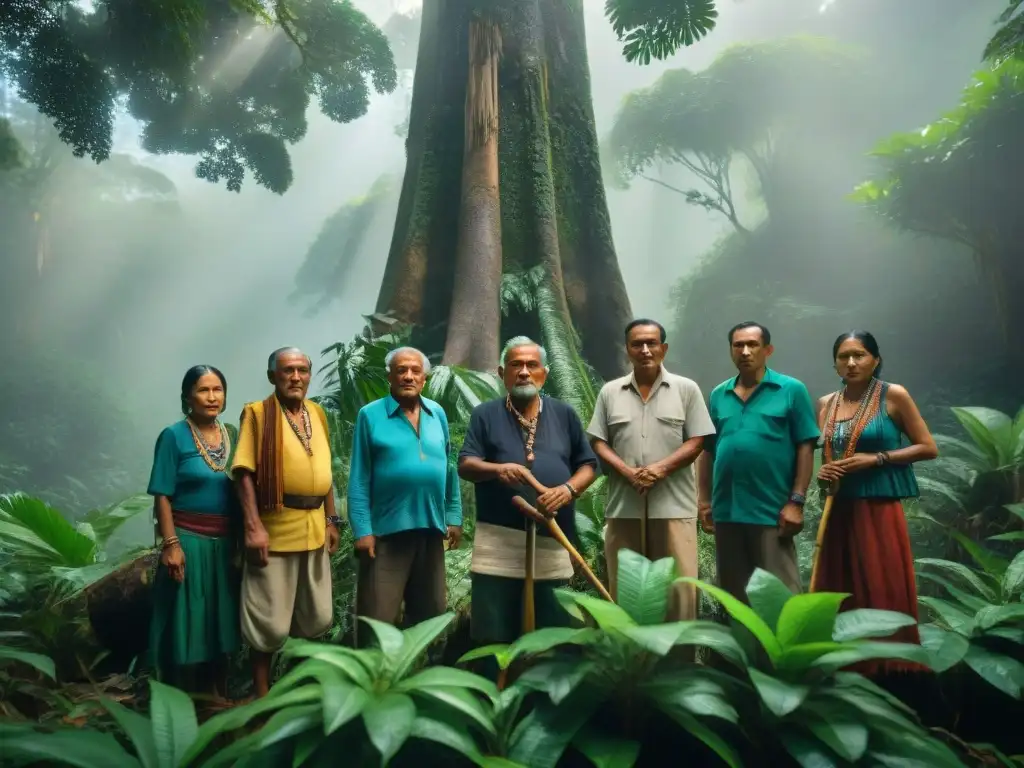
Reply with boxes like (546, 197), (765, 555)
(697, 322), (818, 598)
(347, 347), (462, 629)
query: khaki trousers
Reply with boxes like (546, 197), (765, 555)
(241, 546), (333, 653)
(713, 522), (801, 601)
(605, 518), (698, 622)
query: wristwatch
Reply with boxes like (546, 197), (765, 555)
(789, 493), (806, 507)
(326, 515), (342, 528)
(564, 482), (578, 499)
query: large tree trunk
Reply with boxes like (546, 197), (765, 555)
(442, 20), (503, 370)
(376, 0), (631, 379)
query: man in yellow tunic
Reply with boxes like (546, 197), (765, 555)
(232, 347), (340, 697)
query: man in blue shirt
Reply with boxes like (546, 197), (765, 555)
(697, 322), (819, 599)
(347, 347), (462, 628)
(459, 336), (598, 654)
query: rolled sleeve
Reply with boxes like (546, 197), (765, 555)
(789, 382), (821, 444)
(683, 382), (716, 439)
(585, 388), (610, 443)
(346, 408), (374, 540)
(441, 412), (463, 527)
(147, 427), (178, 498)
(231, 405), (257, 474)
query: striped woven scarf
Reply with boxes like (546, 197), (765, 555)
(255, 394), (285, 513)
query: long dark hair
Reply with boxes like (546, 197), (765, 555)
(180, 365), (228, 416)
(832, 331), (882, 378)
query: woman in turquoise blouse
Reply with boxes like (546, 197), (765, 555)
(815, 331), (938, 675)
(148, 365), (240, 699)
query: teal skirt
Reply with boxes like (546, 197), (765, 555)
(149, 528), (241, 670)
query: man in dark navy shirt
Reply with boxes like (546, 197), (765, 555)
(459, 336), (598, 652)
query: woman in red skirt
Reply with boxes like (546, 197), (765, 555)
(814, 330), (938, 675)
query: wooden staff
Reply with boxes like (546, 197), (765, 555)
(512, 495), (613, 602)
(524, 518), (536, 633)
(809, 481), (836, 592)
(640, 496), (649, 558)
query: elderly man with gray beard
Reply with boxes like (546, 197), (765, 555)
(459, 337), (597, 673)
(347, 347), (463, 632)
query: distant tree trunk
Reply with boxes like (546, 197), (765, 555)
(376, 0), (632, 378)
(442, 20), (503, 370)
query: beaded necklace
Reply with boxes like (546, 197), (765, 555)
(186, 418), (229, 472)
(822, 377), (882, 464)
(506, 395), (540, 465)
(284, 404), (313, 456)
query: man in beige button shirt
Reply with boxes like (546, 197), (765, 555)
(587, 319), (715, 622)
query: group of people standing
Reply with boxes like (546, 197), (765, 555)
(147, 321), (937, 701)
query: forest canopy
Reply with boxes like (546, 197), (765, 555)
(0, 0), (397, 193)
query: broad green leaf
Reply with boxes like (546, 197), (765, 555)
(916, 557), (997, 601)
(810, 641), (932, 674)
(101, 700), (159, 768)
(963, 644), (1024, 699)
(564, 590), (637, 630)
(476, 758), (528, 768)
(0, 725), (140, 768)
(952, 407), (1011, 466)
(804, 703), (869, 762)
(643, 669), (739, 723)
(148, 680), (198, 768)
(822, 686), (917, 733)
(203, 705), (321, 768)
(392, 613), (456, 679)
(412, 686), (496, 736)
(918, 596), (975, 635)
(458, 643), (512, 667)
(0, 645), (56, 679)
(399, 666), (499, 702)
(778, 730), (837, 768)
(832, 609), (917, 642)
(986, 626), (1024, 645)
(363, 692), (417, 763)
(507, 690), (600, 768)
(869, 716), (973, 767)
(361, 616), (406, 659)
(774, 642), (846, 672)
(945, 528), (1011, 577)
(614, 549), (676, 625)
(1005, 503), (1024, 525)
(185, 684), (320, 761)
(553, 588), (585, 621)
(409, 716), (484, 764)
(514, 659), (596, 705)
(323, 682), (368, 735)
(975, 603), (1024, 631)
(745, 568), (793, 633)
(618, 623), (692, 656)
(665, 620), (749, 667)
(283, 646), (376, 688)
(987, 531), (1024, 543)
(290, 731), (319, 768)
(776, 592), (849, 648)
(1002, 551), (1024, 596)
(572, 725), (640, 768)
(917, 572), (992, 614)
(681, 577), (782, 661)
(748, 668), (809, 717)
(660, 706), (742, 768)
(919, 625), (970, 673)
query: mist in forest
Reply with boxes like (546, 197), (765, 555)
(0, 0), (1009, 513)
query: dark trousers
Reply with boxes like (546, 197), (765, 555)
(356, 529), (446, 634)
(714, 522), (802, 600)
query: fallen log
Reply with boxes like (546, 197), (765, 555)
(84, 551), (157, 664)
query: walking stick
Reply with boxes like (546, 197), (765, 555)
(640, 496), (649, 558)
(512, 496), (613, 602)
(809, 480), (837, 592)
(524, 519), (536, 633)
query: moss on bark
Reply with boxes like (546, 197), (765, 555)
(376, 0), (631, 378)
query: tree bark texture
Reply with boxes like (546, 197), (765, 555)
(375, 0), (632, 378)
(442, 20), (503, 371)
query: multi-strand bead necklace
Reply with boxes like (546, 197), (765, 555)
(186, 418), (229, 472)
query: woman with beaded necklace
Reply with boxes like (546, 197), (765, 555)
(147, 365), (240, 701)
(814, 331), (938, 675)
